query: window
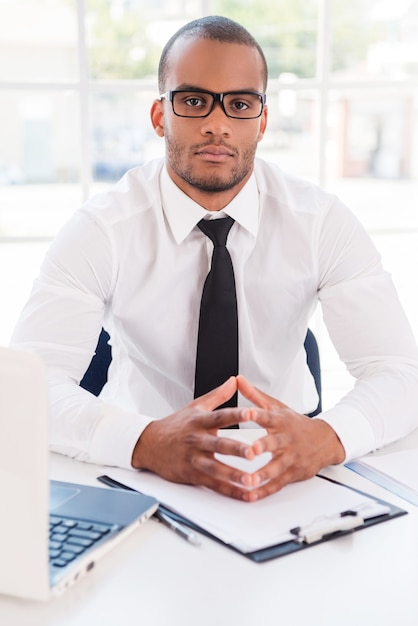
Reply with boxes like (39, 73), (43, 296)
(1, 0), (417, 406)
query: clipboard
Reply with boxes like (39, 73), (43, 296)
(98, 473), (407, 563)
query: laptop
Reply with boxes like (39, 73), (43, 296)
(0, 346), (158, 601)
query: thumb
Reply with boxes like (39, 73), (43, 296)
(237, 375), (286, 411)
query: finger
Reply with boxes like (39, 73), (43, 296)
(236, 375), (287, 411)
(195, 431), (255, 460)
(249, 451), (292, 488)
(245, 478), (287, 501)
(239, 458), (296, 501)
(193, 376), (238, 411)
(199, 474), (258, 501)
(197, 406), (253, 431)
(248, 464), (312, 501)
(191, 453), (254, 489)
(249, 444), (320, 497)
(249, 426), (294, 456)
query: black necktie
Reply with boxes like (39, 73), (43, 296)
(194, 216), (238, 409)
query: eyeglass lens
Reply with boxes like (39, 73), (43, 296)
(172, 91), (264, 118)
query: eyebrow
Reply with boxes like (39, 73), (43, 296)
(173, 83), (262, 93)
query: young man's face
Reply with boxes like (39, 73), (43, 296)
(151, 37), (268, 208)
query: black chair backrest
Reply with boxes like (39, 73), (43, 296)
(80, 328), (322, 415)
(79, 329), (111, 396)
(304, 329), (322, 416)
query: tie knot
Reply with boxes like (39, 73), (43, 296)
(197, 216), (235, 247)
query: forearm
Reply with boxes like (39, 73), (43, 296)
(319, 249), (418, 459)
(319, 362), (418, 461)
(48, 373), (152, 467)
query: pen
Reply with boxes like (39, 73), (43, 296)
(155, 508), (201, 546)
(97, 474), (201, 547)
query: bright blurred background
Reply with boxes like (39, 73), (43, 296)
(1, 0), (417, 409)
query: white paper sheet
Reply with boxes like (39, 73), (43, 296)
(110, 460), (374, 552)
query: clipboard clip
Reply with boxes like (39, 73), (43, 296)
(290, 510), (364, 545)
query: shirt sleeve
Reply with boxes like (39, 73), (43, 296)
(10, 210), (153, 469)
(316, 196), (418, 461)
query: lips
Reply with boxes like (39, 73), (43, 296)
(196, 145), (235, 162)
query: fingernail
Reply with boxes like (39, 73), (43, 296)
(252, 474), (261, 487)
(241, 474), (252, 487)
(244, 447), (254, 460)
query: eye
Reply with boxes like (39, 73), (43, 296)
(230, 99), (250, 111)
(183, 93), (210, 108)
(186, 97), (204, 108)
(225, 93), (261, 116)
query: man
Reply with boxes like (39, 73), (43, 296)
(11, 16), (418, 502)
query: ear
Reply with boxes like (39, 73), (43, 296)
(257, 104), (268, 143)
(150, 99), (165, 137)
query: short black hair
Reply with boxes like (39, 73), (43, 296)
(158, 15), (268, 93)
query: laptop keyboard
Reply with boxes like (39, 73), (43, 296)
(49, 516), (113, 568)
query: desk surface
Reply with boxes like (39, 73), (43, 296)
(1, 433), (418, 626)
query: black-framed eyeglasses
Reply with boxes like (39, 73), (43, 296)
(159, 89), (266, 119)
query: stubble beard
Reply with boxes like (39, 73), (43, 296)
(165, 136), (258, 194)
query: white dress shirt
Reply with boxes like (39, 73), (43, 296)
(11, 157), (418, 468)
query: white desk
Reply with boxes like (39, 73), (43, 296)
(1, 434), (418, 626)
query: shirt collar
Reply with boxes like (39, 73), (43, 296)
(160, 165), (259, 244)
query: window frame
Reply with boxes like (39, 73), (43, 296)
(0, 0), (417, 245)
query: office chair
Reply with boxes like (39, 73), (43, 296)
(79, 329), (112, 396)
(80, 328), (322, 415)
(304, 328), (322, 417)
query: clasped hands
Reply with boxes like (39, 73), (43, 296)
(132, 375), (345, 502)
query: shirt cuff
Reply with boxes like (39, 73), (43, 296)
(314, 404), (376, 462)
(89, 404), (155, 469)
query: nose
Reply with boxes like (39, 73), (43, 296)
(200, 100), (232, 136)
